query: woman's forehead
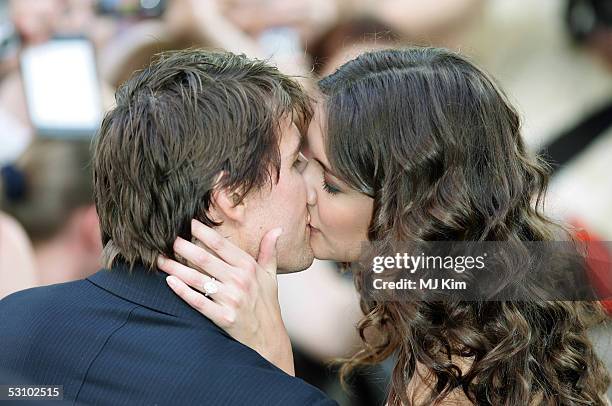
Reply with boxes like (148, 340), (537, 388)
(304, 108), (327, 160)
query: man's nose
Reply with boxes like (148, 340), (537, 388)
(302, 164), (317, 206)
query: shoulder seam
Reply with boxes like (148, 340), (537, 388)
(73, 304), (140, 404)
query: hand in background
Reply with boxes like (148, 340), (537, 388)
(164, 0), (262, 57)
(219, 0), (340, 44)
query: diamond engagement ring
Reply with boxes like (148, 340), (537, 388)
(203, 277), (219, 297)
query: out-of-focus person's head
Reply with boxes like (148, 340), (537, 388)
(0, 139), (97, 245)
(9, 0), (61, 45)
(309, 18), (398, 76)
(0, 138), (101, 284)
(9, 0), (97, 46)
(218, 0), (339, 44)
(0, 211), (37, 298)
(93, 49), (314, 273)
(566, 0), (612, 67)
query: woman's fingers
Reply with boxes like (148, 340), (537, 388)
(256, 228), (282, 274)
(157, 255), (213, 288)
(158, 255), (242, 308)
(165, 275), (227, 325)
(172, 237), (235, 283)
(191, 219), (255, 269)
(158, 255), (228, 299)
(160, 223), (292, 374)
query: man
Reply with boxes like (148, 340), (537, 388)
(0, 49), (334, 405)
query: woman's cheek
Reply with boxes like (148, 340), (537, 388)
(321, 196), (354, 237)
(317, 192), (337, 229)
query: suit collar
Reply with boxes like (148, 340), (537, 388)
(87, 261), (214, 325)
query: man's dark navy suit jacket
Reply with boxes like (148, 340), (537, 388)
(0, 262), (336, 405)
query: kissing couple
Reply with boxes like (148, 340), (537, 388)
(1, 47), (609, 405)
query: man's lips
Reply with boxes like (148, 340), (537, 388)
(306, 213), (321, 232)
(308, 223), (320, 232)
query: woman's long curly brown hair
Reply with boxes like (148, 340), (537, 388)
(318, 47), (610, 405)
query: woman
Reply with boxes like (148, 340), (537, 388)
(158, 48), (610, 404)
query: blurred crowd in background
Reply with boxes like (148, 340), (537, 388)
(0, 0), (611, 404)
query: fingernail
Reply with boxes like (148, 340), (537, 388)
(192, 219), (204, 230)
(174, 237), (184, 249)
(166, 276), (177, 287)
(157, 256), (165, 266)
(273, 228), (283, 239)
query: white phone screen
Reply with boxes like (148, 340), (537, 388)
(21, 38), (102, 138)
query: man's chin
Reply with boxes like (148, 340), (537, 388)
(276, 250), (315, 274)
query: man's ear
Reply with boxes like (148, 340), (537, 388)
(210, 173), (246, 224)
(211, 187), (246, 223)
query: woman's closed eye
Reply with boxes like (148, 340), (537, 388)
(322, 178), (341, 195)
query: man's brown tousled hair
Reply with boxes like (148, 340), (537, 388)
(93, 49), (311, 270)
